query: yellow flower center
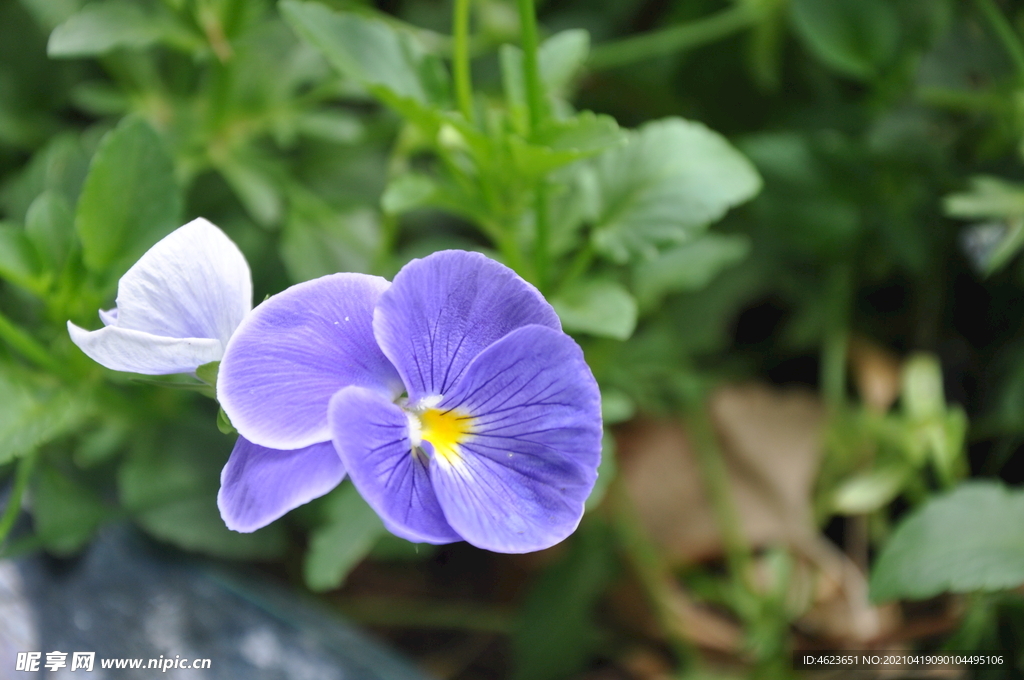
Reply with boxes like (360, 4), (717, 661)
(418, 407), (475, 465)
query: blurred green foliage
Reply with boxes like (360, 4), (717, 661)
(5, 0), (1024, 676)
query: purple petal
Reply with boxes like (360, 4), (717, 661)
(69, 218), (251, 375)
(67, 322), (222, 375)
(373, 250), (561, 402)
(218, 274), (404, 450)
(113, 217), (251, 346)
(99, 308), (118, 326)
(329, 386), (460, 544)
(218, 437), (345, 533)
(429, 325), (602, 553)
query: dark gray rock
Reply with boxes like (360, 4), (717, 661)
(0, 525), (429, 680)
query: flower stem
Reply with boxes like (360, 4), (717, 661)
(515, 0), (545, 135)
(0, 308), (64, 376)
(198, 3), (234, 62)
(685, 405), (791, 666)
(556, 243), (594, 294)
(0, 449), (38, 548)
(452, 0), (475, 123)
(588, 3), (759, 70)
(976, 0), (1024, 80)
(822, 265), (851, 408)
(514, 0), (551, 288)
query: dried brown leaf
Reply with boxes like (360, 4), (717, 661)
(795, 537), (900, 644)
(848, 337), (902, 413)
(617, 384), (824, 563)
(617, 383), (901, 646)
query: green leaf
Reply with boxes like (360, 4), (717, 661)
(926, 410), (968, 487)
(48, 1), (201, 58)
(380, 172), (490, 226)
(75, 116), (181, 276)
(281, 197), (380, 280)
(501, 29), (591, 119)
(303, 482), (386, 592)
(33, 465), (109, 556)
(830, 466), (908, 515)
(215, 156), (282, 228)
(751, 192), (860, 260)
(632, 232), (750, 306)
(790, 0), (899, 80)
(656, 258), (767, 356)
(551, 279), (638, 340)
(945, 177), (1024, 275)
(512, 522), (617, 680)
(216, 407), (236, 435)
(534, 112), (623, 154)
(280, 0), (450, 122)
(295, 110), (364, 144)
(118, 421), (286, 559)
(510, 112), (625, 178)
(538, 29), (590, 97)
(195, 361), (219, 387)
(74, 420), (128, 468)
(25, 190), (74, 273)
(945, 176), (1024, 220)
(901, 353), (945, 420)
(590, 117), (761, 263)
(381, 174), (436, 215)
(71, 80), (131, 116)
(0, 364), (94, 466)
(870, 481), (1024, 602)
(0, 1), (61, 148)
(0, 376), (40, 462)
(0, 222), (46, 293)
(0, 133), (91, 223)
(600, 388), (635, 425)
(17, 0), (84, 31)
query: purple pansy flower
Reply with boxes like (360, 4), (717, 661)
(68, 218), (346, 534)
(218, 251), (602, 553)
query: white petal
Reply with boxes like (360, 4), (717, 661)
(68, 322), (223, 375)
(114, 217), (252, 345)
(98, 308), (118, 326)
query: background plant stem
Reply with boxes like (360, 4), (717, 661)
(608, 482), (699, 669)
(534, 182), (550, 292)
(822, 264), (852, 409)
(686, 407), (751, 589)
(588, 3), (759, 70)
(516, 0), (545, 135)
(514, 0), (552, 289)
(976, 0), (1024, 80)
(453, 0), (475, 123)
